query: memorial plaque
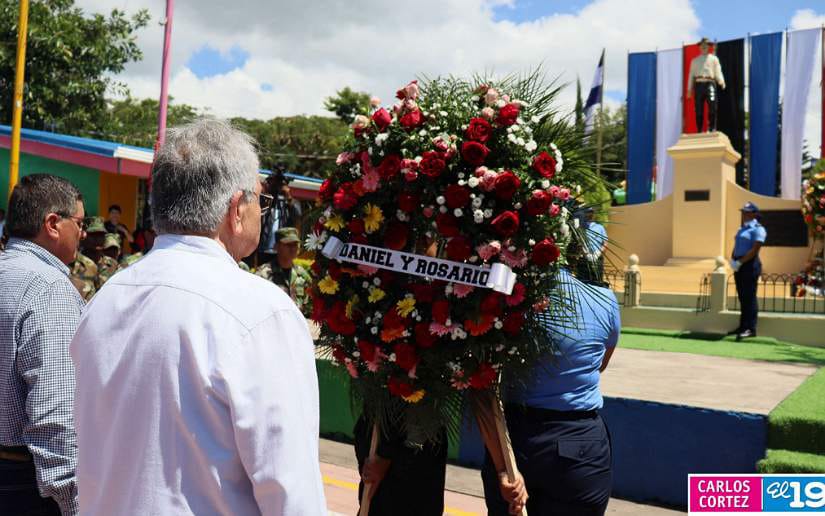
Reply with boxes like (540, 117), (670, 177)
(685, 190), (710, 201)
(758, 210), (808, 247)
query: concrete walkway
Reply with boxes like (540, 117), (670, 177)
(601, 348), (817, 414)
(320, 438), (684, 515)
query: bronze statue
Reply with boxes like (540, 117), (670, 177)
(687, 37), (726, 132)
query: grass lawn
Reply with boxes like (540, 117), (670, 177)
(619, 327), (825, 366)
(620, 327), (825, 473)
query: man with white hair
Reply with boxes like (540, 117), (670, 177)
(70, 119), (326, 515)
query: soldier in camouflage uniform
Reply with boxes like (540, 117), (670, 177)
(255, 227), (311, 311)
(70, 216), (106, 301)
(97, 233), (122, 287)
(118, 251), (144, 271)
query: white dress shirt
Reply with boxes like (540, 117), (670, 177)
(688, 53), (726, 95)
(70, 234), (326, 515)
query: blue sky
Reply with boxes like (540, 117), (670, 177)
(493, 0), (818, 40)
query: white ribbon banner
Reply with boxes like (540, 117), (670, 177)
(321, 236), (517, 295)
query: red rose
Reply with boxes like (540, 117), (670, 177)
(461, 141), (490, 166)
(465, 117), (493, 143)
(502, 310), (524, 336)
(372, 108), (392, 131)
(310, 293), (326, 322)
(357, 340), (378, 363)
(348, 218), (365, 235)
(394, 342), (419, 371)
(420, 151), (447, 178)
(469, 362), (497, 389)
(328, 262), (342, 280)
(400, 109), (423, 129)
(398, 192), (419, 212)
(436, 213), (460, 237)
(327, 301), (356, 335)
(491, 211), (520, 237)
(531, 238), (561, 266)
(388, 376), (414, 398)
(493, 171), (521, 201)
(496, 103), (520, 126)
(527, 190), (553, 215)
(378, 154), (402, 179)
(383, 308), (407, 332)
(409, 283), (436, 303)
(479, 291), (503, 318)
(445, 184), (471, 209)
(333, 183), (358, 211)
(532, 151), (557, 178)
(446, 235), (472, 262)
(332, 346), (347, 365)
(414, 322), (438, 348)
(432, 299), (450, 324)
(319, 178), (334, 201)
(383, 221), (409, 251)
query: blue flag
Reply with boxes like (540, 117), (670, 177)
(584, 50), (605, 136)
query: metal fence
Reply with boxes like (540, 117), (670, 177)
(728, 273), (825, 314)
(603, 268), (634, 306)
(696, 273), (711, 313)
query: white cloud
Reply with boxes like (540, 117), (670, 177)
(76, 0), (699, 119)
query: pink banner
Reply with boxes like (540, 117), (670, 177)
(688, 475), (761, 512)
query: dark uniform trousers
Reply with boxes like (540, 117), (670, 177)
(0, 447), (60, 516)
(482, 406), (612, 516)
(734, 258), (761, 333)
(694, 81), (718, 132)
(354, 416), (448, 516)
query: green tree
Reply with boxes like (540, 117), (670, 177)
(88, 96), (200, 147)
(574, 77), (584, 136)
(0, 0), (149, 133)
(323, 86), (371, 123)
(231, 115), (349, 178)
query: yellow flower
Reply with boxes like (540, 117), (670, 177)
(368, 287), (386, 303)
(345, 295), (360, 319)
(402, 389), (426, 404)
(396, 297), (416, 318)
(363, 203), (384, 234)
(318, 275), (340, 295)
(324, 214), (345, 231)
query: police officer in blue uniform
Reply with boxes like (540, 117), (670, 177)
(482, 267), (620, 515)
(729, 202), (767, 341)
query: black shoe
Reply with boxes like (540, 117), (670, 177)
(736, 329), (756, 341)
(726, 328), (741, 336)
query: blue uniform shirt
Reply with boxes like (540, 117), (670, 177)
(733, 219), (767, 258)
(586, 222), (608, 255)
(507, 270), (621, 411)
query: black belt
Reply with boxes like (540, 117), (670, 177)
(505, 404), (598, 422)
(0, 445), (32, 462)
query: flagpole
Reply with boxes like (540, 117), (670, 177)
(8, 0), (30, 198)
(595, 49), (605, 177)
(156, 0), (174, 151)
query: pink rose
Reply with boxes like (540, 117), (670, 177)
(336, 152), (355, 165)
(559, 188), (571, 200)
(423, 206), (435, 218)
(481, 107), (495, 119)
(396, 80), (420, 100)
(549, 203), (561, 217)
(369, 96), (381, 107)
(484, 88), (499, 106)
(549, 185), (561, 198)
(476, 241), (501, 261)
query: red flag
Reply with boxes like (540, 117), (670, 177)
(683, 42), (715, 133)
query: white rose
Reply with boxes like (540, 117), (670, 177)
(468, 177), (480, 188)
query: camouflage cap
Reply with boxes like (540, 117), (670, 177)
(103, 233), (121, 249)
(86, 216), (106, 233)
(276, 227), (300, 244)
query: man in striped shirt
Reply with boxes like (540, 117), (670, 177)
(0, 174), (86, 515)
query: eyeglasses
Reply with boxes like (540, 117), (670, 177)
(58, 214), (87, 232)
(259, 193), (274, 215)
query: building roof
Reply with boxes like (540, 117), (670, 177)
(0, 125), (322, 196)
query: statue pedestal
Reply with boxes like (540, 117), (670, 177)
(666, 132), (741, 262)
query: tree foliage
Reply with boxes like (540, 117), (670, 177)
(0, 0), (149, 132)
(323, 86), (371, 124)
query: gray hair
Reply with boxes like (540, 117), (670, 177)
(150, 118), (260, 235)
(7, 174), (83, 238)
